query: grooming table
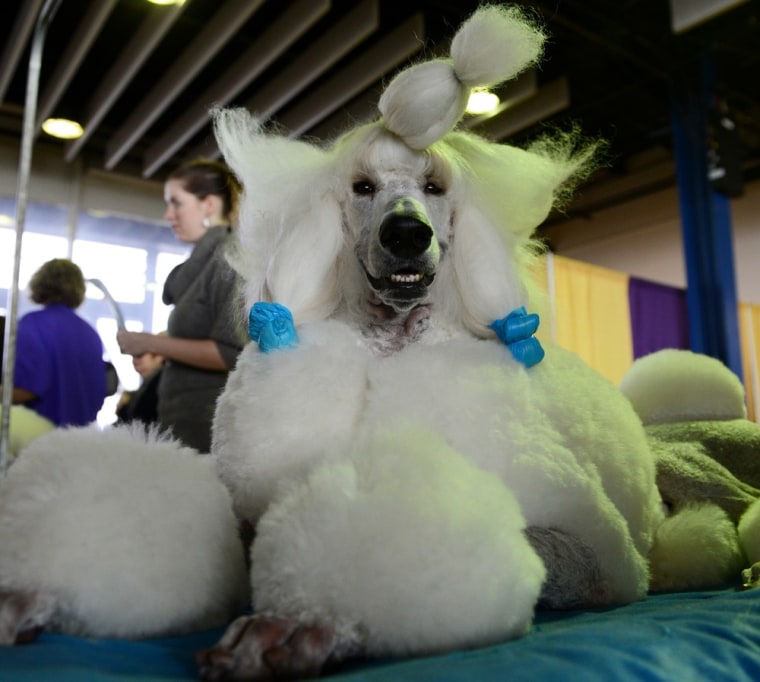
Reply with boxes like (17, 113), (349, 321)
(2, 587), (759, 681)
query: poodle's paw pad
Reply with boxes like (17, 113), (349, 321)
(742, 563), (760, 590)
(196, 614), (338, 681)
(0, 590), (55, 645)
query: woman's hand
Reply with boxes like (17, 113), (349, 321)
(117, 330), (155, 357)
(117, 331), (229, 371)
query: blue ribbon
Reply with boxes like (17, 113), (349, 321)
(489, 306), (544, 368)
(248, 302), (299, 352)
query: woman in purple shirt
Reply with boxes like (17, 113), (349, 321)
(5, 259), (107, 427)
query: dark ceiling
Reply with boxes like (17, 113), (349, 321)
(1, 0), (758, 225)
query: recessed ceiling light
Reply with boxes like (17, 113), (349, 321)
(146, 0), (186, 5)
(466, 90), (500, 115)
(41, 118), (84, 140)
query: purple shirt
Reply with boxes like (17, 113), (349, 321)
(13, 304), (107, 427)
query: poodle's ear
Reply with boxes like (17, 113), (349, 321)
(446, 130), (598, 242)
(213, 108), (343, 323)
(449, 202), (540, 338)
(442, 129), (599, 334)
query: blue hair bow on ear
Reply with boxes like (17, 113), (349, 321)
(248, 302), (299, 352)
(489, 306), (545, 368)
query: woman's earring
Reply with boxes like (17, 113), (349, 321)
(202, 217), (211, 228)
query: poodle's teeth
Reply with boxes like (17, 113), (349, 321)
(390, 273), (423, 283)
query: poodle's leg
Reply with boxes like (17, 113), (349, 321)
(196, 614), (359, 682)
(199, 429), (544, 680)
(0, 590), (56, 645)
(742, 564), (760, 589)
(739, 497), (760, 589)
(649, 503), (744, 591)
(525, 527), (608, 609)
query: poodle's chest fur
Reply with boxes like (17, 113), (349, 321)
(213, 319), (656, 548)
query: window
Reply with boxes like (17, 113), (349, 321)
(1, 197), (189, 425)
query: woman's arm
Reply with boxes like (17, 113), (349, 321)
(117, 331), (229, 371)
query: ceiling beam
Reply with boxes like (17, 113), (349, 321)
(0, 0), (45, 104)
(186, 0), (380, 161)
(103, 0), (267, 171)
(473, 77), (570, 142)
(304, 85), (382, 141)
(64, 2), (187, 162)
(35, 0), (120, 130)
(141, 0), (331, 178)
(670, 0), (750, 33)
(278, 13), (426, 139)
(243, 0), (379, 123)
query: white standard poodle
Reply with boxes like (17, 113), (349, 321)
(0, 5), (746, 681)
(199, 5), (744, 680)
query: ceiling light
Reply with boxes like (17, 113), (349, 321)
(146, 0), (186, 5)
(41, 118), (84, 140)
(466, 90), (500, 115)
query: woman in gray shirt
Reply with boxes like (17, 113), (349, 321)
(118, 160), (246, 453)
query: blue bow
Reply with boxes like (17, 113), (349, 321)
(248, 302), (299, 352)
(489, 307), (545, 368)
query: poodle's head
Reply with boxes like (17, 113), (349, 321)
(215, 5), (598, 338)
(331, 126), (453, 314)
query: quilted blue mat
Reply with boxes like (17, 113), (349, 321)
(1, 588), (759, 681)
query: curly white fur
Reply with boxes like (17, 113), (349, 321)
(0, 6), (738, 674)
(207, 7), (679, 672)
(379, 5), (545, 149)
(214, 115), (592, 339)
(0, 426), (249, 641)
(620, 349), (748, 424)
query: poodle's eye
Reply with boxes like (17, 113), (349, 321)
(353, 180), (376, 196)
(424, 181), (444, 195)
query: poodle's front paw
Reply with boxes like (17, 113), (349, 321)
(0, 590), (56, 645)
(196, 614), (346, 681)
(742, 563), (760, 590)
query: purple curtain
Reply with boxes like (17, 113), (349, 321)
(628, 277), (690, 359)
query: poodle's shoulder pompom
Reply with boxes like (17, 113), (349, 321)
(619, 349), (747, 425)
(379, 4), (545, 150)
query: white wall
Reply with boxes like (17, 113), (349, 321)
(546, 178), (760, 304)
(0, 135), (165, 225)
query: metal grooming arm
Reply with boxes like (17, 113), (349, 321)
(0, 0), (64, 479)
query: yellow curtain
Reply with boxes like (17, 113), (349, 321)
(547, 255), (634, 385)
(739, 302), (760, 422)
(537, 255), (759, 418)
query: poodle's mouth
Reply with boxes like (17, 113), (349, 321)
(362, 264), (436, 306)
(371, 269), (435, 287)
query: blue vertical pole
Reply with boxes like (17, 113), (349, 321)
(670, 49), (743, 380)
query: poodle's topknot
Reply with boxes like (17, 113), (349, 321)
(378, 4), (545, 150)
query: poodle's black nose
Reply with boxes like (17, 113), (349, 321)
(379, 215), (433, 258)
